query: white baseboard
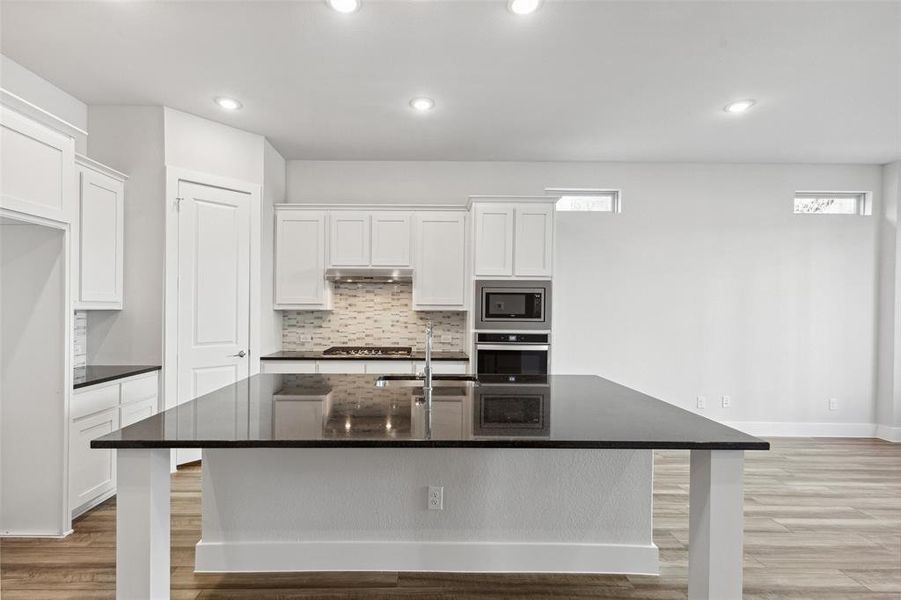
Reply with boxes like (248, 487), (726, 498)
(195, 540), (659, 575)
(722, 421), (879, 439)
(875, 424), (901, 443)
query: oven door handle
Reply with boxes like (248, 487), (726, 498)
(475, 344), (550, 351)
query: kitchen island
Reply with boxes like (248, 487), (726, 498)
(93, 374), (767, 600)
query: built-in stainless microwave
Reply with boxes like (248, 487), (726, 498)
(475, 280), (551, 331)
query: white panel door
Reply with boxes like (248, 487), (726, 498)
(413, 212), (466, 309)
(473, 203), (514, 277)
(371, 211), (412, 266)
(274, 209), (329, 308)
(77, 167), (124, 308)
(177, 181), (250, 462)
(514, 204), (554, 277)
(0, 107), (76, 224)
(329, 211), (370, 267)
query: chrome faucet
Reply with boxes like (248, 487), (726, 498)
(423, 320), (433, 409)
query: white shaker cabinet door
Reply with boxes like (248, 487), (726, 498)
(274, 209), (330, 309)
(413, 211), (467, 310)
(473, 203), (514, 277)
(371, 211), (412, 267)
(0, 107), (76, 224)
(69, 407), (117, 513)
(329, 211), (371, 267)
(513, 203), (554, 277)
(76, 165), (125, 309)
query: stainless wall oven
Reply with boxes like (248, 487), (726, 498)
(475, 333), (550, 376)
(475, 280), (551, 331)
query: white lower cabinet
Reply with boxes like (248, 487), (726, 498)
(69, 371), (159, 517)
(68, 407), (117, 516)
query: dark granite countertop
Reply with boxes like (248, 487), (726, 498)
(74, 365), (161, 389)
(261, 350), (469, 361)
(92, 374), (768, 451)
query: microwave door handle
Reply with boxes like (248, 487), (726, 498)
(475, 345), (550, 351)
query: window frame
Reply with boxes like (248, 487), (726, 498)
(793, 191), (872, 216)
(545, 187), (622, 214)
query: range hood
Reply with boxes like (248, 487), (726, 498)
(325, 267), (413, 283)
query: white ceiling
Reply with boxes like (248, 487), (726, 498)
(1, 1), (899, 163)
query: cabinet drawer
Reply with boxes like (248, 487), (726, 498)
(120, 397), (157, 428)
(413, 361), (469, 375)
(261, 360), (317, 374)
(362, 360), (413, 375)
(71, 383), (120, 420)
(121, 373), (158, 404)
(317, 361), (366, 374)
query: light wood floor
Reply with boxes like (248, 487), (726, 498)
(2, 438), (899, 599)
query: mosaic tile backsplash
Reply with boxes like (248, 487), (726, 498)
(282, 283), (466, 352)
(73, 311), (87, 368)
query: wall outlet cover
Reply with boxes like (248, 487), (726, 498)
(696, 395), (706, 409)
(428, 486), (444, 510)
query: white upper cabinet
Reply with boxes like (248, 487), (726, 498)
(329, 211), (371, 267)
(413, 211), (467, 310)
(371, 211), (412, 266)
(274, 208), (331, 309)
(514, 203), (554, 277)
(473, 203), (515, 277)
(472, 199), (555, 279)
(0, 106), (76, 224)
(74, 156), (126, 310)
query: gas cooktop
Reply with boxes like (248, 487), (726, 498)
(322, 346), (413, 357)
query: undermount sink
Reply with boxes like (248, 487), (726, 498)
(375, 375), (480, 389)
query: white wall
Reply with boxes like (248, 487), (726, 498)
(1, 222), (68, 535)
(85, 106), (166, 365)
(0, 54), (87, 152)
(287, 160), (884, 432)
(877, 162), (901, 440)
(163, 108), (264, 184)
(261, 140), (286, 356)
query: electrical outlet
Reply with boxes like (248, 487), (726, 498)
(722, 395), (731, 408)
(828, 398), (838, 411)
(696, 395), (706, 409)
(300, 334), (313, 343)
(428, 486), (444, 510)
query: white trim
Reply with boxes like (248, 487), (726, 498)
(0, 88), (88, 139)
(875, 424), (901, 443)
(467, 195), (559, 208)
(163, 167), (262, 440)
(274, 203), (467, 211)
(195, 540), (659, 575)
(722, 420), (878, 438)
(75, 154), (128, 182)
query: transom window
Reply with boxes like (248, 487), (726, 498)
(546, 188), (621, 213)
(793, 192), (871, 216)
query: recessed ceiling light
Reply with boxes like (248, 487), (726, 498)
(215, 97), (243, 111)
(409, 97), (435, 112)
(326, 0), (361, 13)
(723, 99), (756, 114)
(508, 0), (542, 15)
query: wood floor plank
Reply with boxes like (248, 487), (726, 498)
(1, 438), (899, 598)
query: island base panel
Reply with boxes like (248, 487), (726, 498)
(117, 448), (170, 599)
(688, 449), (744, 600)
(195, 448), (658, 574)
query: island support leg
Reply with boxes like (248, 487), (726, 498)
(116, 449), (171, 599)
(688, 449), (744, 600)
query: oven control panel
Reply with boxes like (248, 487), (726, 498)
(476, 333), (549, 344)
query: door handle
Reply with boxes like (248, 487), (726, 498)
(231, 350), (246, 358)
